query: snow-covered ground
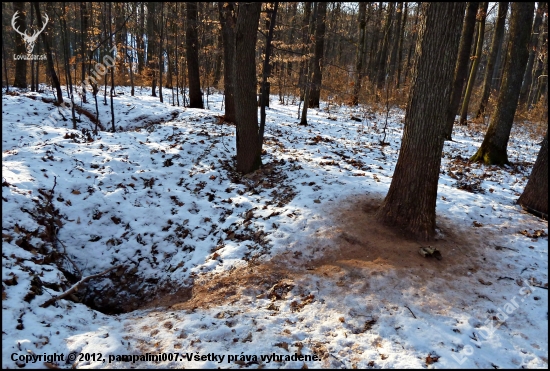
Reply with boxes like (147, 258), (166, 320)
(2, 86), (547, 369)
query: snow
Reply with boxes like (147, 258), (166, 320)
(2, 85), (547, 369)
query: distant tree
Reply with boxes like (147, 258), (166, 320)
(519, 2), (545, 106)
(147, 2), (158, 97)
(376, 2), (466, 241)
(308, 1), (327, 108)
(234, 2), (262, 174)
(219, 1), (237, 123)
(444, 1), (479, 140)
(470, 3), (535, 165)
(351, 2), (367, 106)
(459, 2), (489, 126)
(186, 2), (204, 109)
(518, 131), (548, 218)
(375, 2), (395, 89)
(33, 2), (62, 104)
(476, 2), (508, 118)
(12, 2), (27, 88)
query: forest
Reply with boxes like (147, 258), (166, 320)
(1, 2), (548, 369)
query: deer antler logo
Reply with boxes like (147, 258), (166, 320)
(12, 10), (48, 54)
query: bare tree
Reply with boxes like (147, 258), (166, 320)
(376, 2), (466, 241)
(186, 2), (203, 108)
(234, 2), (262, 174)
(518, 131), (548, 218)
(470, 2), (536, 165)
(476, 2), (508, 118)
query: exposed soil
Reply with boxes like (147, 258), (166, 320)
(137, 195), (504, 314)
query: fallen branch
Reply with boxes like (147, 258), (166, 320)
(40, 265), (122, 308)
(404, 305), (417, 319)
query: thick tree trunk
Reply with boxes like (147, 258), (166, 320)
(351, 2), (367, 106)
(519, 2), (544, 105)
(234, 2), (262, 174)
(308, 1), (327, 108)
(470, 3), (535, 165)
(518, 132), (548, 218)
(476, 2), (508, 118)
(219, 2), (236, 122)
(459, 2), (489, 126)
(33, 2), (62, 104)
(13, 2), (27, 88)
(186, 2), (203, 109)
(376, 2), (466, 241)
(443, 2), (479, 140)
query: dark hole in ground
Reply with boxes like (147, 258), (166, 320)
(77, 267), (193, 315)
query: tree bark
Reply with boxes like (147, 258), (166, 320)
(375, 2), (395, 89)
(308, 1), (327, 108)
(376, 2), (466, 241)
(33, 2), (62, 104)
(80, 2), (88, 102)
(518, 131), (548, 218)
(519, 2), (544, 106)
(351, 2), (367, 106)
(470, 3), (535, 165)
(13, 2), (27, 88)
(475, 2), (508, 118)
(259, 2), (278, 155)
(234, 2), (262, 174)
(395, 2), (408, 89)
(388, 2), (404, 87)
(459, 2), (489, 126)
(219, 2), (237, 122)
(186, 2), (203, 108)
(300, 2), (317, 126)
(147, 2), (157, 97)
(443, 2), (479, 140)
(298, 2), (312, 102)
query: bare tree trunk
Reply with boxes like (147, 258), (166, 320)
(234, 2), (262, 174)
(476, 2), (508, 118)
(351, 2), (367, 106)
(137, 2), (145, 75)
(109, 2), (116, 132)
(388, 2), (404, 87)
(470, 2), (535, 165)
(61, 2), (77, 129)
(13, 2), (27, 88)
(259, 2), (278, 155)
(300, 2), (317, 126)
(377, 2), (466, 241)
(186, 2), (203, 108)
(443, 1), (479, 140)
(80, 2), (88, 102)
(519, 2), (545, 105)
(298, 2), (312, 101)
(147, 2), (157, 97)
(33, 2), (63, 104)
(396, 2), (408, 89)
(375, 2), (395, 89)
(159, 2), (164, 103)
(309, 1), (327, 108)
(459, 2), (488, 125)
(219, 2), (236, 122)
(518, 131), (548, 217)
